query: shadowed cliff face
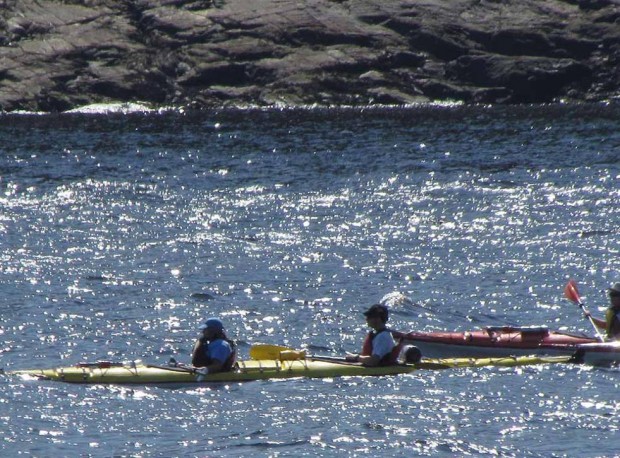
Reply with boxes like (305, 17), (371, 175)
(0, 0), (618, 111)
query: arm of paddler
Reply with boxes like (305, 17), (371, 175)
(357, 354), (382, 366)
(344, 353), (381, 366)
(191, 338), (206, 367)
(584, 312), (606, 330)
(195, 360), (224, 375)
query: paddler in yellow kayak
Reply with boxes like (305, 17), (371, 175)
(345, 304), (401, 366)
(190, 318), (237, 374)
(586, 282), (620, 340)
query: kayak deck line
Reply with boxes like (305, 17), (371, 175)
(237, 358), (308, 373)
(426, 354), (573, 368)
(147, 359), (315, 375)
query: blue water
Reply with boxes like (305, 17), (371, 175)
(1, 104), (619, 457)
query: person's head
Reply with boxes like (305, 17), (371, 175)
(199, 317), (225, 340)
(363, 304), (389, 330)
(609, 283), (620, 309)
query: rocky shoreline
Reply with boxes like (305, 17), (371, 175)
(1, 0), (619, 112)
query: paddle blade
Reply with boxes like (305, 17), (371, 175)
(279, 350), (306, 361)
(564, 279), (582, 304)
(249, 344), (294, 360)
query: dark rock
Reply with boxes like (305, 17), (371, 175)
(190, 292), (216, 301)
(447, 54), (593, 103)
(0, 0), (619, 111)
(579, 0), (618, 11)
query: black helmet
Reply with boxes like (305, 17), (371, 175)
(363, 304), (389, 322)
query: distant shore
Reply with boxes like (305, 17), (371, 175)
(1, 0), (619, 112)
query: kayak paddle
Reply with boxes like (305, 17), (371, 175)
(564, 279), (605, 342)
(249, 344), (295, 360)
(249, 343), (453, 369)
(249, 344), (355, 363)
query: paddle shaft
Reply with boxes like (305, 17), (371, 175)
(252, 344), (383, 366)
(279, 350), (361, 365)
(565, 280), (605, 342)
(577, 302), (605, 342)
(146, 364), (198, 374)
(249, 344), (452, 369)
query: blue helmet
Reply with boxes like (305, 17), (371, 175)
(199, 318), (224, 331)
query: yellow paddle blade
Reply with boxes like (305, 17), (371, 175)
(279, 350), (306, 361)
(249, 344), (295, 360)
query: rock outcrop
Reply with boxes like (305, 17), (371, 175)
(1, 0), (619, 111)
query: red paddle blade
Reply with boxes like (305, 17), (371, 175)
(564, 279), (581, 304)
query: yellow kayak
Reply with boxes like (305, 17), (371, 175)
(5, 355), (571, 384)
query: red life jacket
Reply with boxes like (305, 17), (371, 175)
(361, 330), (402, 365)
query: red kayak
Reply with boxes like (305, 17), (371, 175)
(394, 326), (597, 358)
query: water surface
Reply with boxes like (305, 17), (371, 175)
(1, 104), (619, 456)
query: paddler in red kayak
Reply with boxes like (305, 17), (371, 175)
(191, 318), (237, 374)
(345, 304), (400, 366)
(586, 282), (620, 340)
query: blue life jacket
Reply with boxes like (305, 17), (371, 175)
(195, 338), (236, 371)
